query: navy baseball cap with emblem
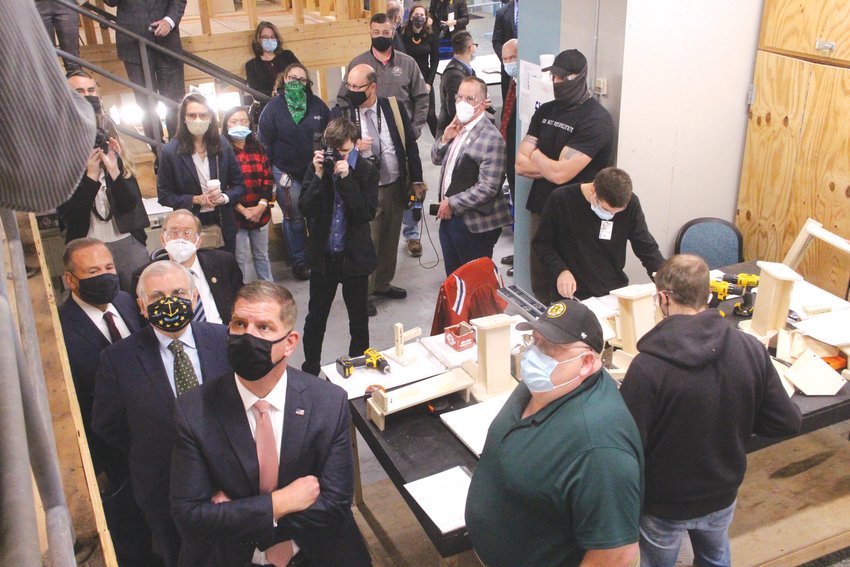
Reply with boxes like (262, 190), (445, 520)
(516, 299), (604, 353)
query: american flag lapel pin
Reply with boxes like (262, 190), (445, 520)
(295, 408), (305, 416)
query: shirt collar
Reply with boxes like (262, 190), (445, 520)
(453, 57), (474, 74)
(371, 47), (394, 65)
(188, 256), (202, 276)
(461, 111), (486, 133)
(153, 323), (196, 351)
(71, 291), (119, 319)
(234, 368), (289, 413)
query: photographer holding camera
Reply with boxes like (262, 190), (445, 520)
(59, 74), (150, 293)
(298, 118), (379, 376)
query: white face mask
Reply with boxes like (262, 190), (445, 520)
(165, 238), (198, 264)
(186, 119), (210, 137)
(455, 100), (479, 124)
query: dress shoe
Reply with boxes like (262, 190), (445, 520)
(500, 255), (514, 266)
(367, 299), (377, 317)
(507, 267), (514, 276)
(293, 265), (311, 281)
(407, 239), (423, 257)
(372, 285), (407, 299)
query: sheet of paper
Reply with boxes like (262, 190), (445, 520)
(789, 280), (850, 320)
(447, 11), (455, 31)
(793, 309), (850, 347)
(143, 198), (173, 216)
(518, 60), (552, 125)
(440, 391), (512, 457)
(404, 466), (471, 534)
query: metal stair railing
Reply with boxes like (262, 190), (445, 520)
(54, 0), (271, 150)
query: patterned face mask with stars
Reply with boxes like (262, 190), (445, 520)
(147, 295), (194, 332)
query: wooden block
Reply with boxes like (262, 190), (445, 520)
(610, 283), (656, 355)
(784, 349), (846, 396)
(752, 261), (803, 336)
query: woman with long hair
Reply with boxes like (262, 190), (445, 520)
(245, 21), (299, 120)
(221, 106), (275, 282)
(402, 3), (440, 138)
(428, 0), (469, 40)
(157, 93), (246, 254)
(258, 62), (330, 281)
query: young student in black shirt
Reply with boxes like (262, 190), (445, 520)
(533, 167), (664, 300)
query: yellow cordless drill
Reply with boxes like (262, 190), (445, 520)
(722, 273), (759, 289)
(710, 280), (745, 301)
(336, 348), (391, 378)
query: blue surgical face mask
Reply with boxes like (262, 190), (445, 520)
(504, 61), (519, 79)
(591, 195), (615, 221)
(261, 38), (278, 53)
(520, 346), (587, 393)
(228, 125), (252, 140)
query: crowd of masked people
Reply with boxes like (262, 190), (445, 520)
(51, 1), (804, 566)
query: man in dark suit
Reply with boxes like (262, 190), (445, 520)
(132, 210), (243, 324)
(336, 63), (424, 316)
(59, 237), (156, 567)
(492, 0), (517, 100)
(433, 77), (512, 276)
(93, 260), (231, 567)
(438, 31), (477, 134)
(170, 281), (371, 567)
(103, 0), (186, 142)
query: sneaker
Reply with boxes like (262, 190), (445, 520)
(407, 239), (423, 257)
(500, 255), (514, 266)
(507, 267), (514, 276)
(293, 265), (311, 281)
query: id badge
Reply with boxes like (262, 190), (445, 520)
(599, 220), (614, 240)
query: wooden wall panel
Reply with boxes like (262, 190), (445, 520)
(736, 51), (809, 262)
(759, 0), (821, 57)
(790, 62), (850, 296)
(817, 0), (850, 63)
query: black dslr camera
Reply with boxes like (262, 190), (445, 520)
(322, 146), (342, 171)
(94, 127), (110, 153)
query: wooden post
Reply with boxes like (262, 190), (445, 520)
(244, 0), (258, 29)
(320, 0), (332, 17)
(610, 284), (656, 355)
(317, 67), (329, 102)
(750, 261), (803, 337)
(293, 0), (306, 24)
(82, 14), (98, 46)
(468, 314), (516, 401)
(198, 0), (213, 35)
(336, 0), (350, 20)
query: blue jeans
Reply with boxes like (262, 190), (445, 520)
(273, 167), (307, 268)
(402, 207), (420, 240)
(639, 500), (736, 567)
(235, 225), (273, 282)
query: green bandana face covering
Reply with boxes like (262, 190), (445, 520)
(284, 81), (307, 124)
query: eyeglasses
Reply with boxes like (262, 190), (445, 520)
(259, 33), (276, 40)
(228, 118), (250, 127)
(185, 112), (210, 121)
(345, 82), (372, 91)
(147, 288), (192, 301)
(454, 94), (480, 104)
(527, 334), (591, 359)
(285, 75), (310, 84)
(164, 228), (197, 239)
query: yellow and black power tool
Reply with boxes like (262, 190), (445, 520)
(710, 280), (745, 301)
(336, 348), (391, 378)
(722, 272), (759, 289)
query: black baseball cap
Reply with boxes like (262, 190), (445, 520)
(516, 299), (604, 353)
(541, 49), (587, 77)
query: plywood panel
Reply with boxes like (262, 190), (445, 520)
(817, 0), (850, 63)
(736, 51), (809, 262)
(759, 0), (822, 58)
(790, 62), (850, 296)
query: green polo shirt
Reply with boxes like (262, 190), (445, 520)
(465, 369), (643, 567)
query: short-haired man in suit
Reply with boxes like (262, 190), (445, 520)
(491, 0), (517, 100)
(337, 63), (424, 315)
(432, 76), (512, 276)
(438, 31), (477, 134)
(93, 260), (231, 567)
(58, 237), (155, 566)
(132, 209), (243, 323)
(170, 281), (372, 566)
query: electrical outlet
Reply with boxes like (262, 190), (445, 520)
(594, 78), (608, 96)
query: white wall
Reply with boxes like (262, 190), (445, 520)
(616, 0), (763, 282)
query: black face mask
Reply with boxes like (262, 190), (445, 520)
(345, 88), (369, 108)
(76, 272), (120, 305)
(371, 36), (394, 52)
(411, 16), (426, 27)
(146, 295), (194, 332)
(552, 66), (591, 108)
(84, 95), (102, 115)
(228, 332), (289, 381)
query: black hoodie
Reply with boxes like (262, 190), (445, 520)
(619, 309), (802, 520)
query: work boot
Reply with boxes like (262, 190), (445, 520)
(293, 265), (311, 281)
(407, 239), (422, 257)
(501, 255), (514, 266)
(367, 299), (377, 317)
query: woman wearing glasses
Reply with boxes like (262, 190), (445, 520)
(245, 21), (299, 120)
(157, 93), (246, 254)
(222, 106), (275, 282)
(258, 63), (329, 281)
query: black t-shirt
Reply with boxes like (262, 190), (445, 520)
(245, 50), (299, 98)
(525, 97), (614, 214)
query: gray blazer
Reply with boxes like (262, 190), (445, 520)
(103, 0), (187, 63)
(432, 117), (512, 233)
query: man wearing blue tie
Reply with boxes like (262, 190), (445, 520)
(93, 260), (231, 567)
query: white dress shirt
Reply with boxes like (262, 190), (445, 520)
(234, 371), (300, 563)
(152, 324), (203, 396)
(358, 100), (400, 186)
(87, 171), (124, 243)
(440, 112), (486, 196)
(187, 256), (223, 324)
(71, 291), (132, 343)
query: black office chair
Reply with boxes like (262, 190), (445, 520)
(674, 218), (744, 269)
